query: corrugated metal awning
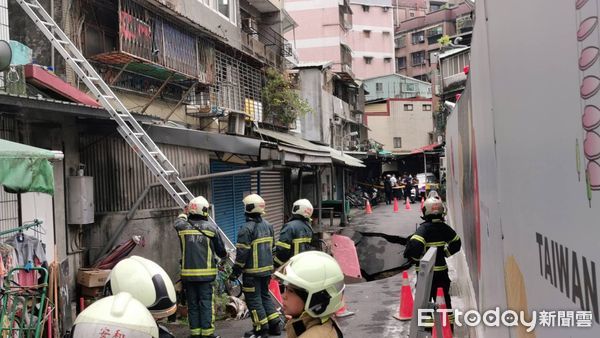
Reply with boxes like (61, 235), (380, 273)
(146, 124), (262, 156)
(255, 128), (332, 165)
(329, 149), (366, 168)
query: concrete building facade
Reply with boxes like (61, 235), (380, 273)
(284, 0), (354, 79)
(347, 0), (395, 79)
(365, 97), (433, 153)
(394, 2), (472, 82)
(363, 73), (431, 101)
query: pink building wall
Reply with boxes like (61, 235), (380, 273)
(284, 0), (347, 64)
(348, 2), (395, 79)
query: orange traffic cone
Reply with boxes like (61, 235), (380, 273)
(432, 287), (453, 338)
(420, 196), (425, 210)
(335, 296), (355, 318)
(365, 200), (373, 214)
(393, 197), (399, 213)
(268, 278), (283, 305)
(405, 197), (411, 210)
(393, 271), (414, 320)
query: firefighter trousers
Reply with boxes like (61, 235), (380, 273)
(184, 280), (216, 337)
(242, 275), (279, 331)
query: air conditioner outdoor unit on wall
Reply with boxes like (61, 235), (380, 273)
(227, 111), (246, 136)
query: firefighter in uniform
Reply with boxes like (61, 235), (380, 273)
(230, 194), (282, 338)
(274, 199), (315, 268)
(175, 196), (227, 338)
(274, 251), (345, 338)
(403, 192), (461, 312)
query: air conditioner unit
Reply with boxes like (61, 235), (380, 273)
(243, 17), (258, 34)
(418, 35), (425, 42)
(227, 111), (246, 135)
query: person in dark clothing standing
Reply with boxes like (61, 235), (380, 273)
(383, 174), (393, 205)
(404, 174), (414, 203)
(274, 199), (315, 268)
(230, 194), (281, 338)
(175, 196), (227, 338)
(403, 192), (461, 310)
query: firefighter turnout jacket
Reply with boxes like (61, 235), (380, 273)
(404, 220), (461, 273)
(274, 215), (314, 268)
(233, 215), (275, 277)
(175, 217), (227, 282)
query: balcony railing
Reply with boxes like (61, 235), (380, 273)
(442, 72), (467, 91)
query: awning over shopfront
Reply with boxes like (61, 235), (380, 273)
(410, 143), (443, 154)
(0, 139), (63, 195)
(255, 128), (366, 167)
(255, 128), (332, 165)
(330, 150), (366, 168)
(146, 124), (263, 156)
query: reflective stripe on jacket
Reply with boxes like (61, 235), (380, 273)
(234, 215), (275, 277)
(403, 220), (461, 273)
(274, 216), (314, 267)
(175, 218), (227, 282)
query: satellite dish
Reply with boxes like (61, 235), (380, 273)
(0, 40), (12, 72)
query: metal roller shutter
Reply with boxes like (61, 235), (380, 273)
(251, 171), (285, 238)
(210, 161), (251, 244)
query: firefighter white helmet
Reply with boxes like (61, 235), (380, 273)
(188, 196), (210, 217)
(243, 194), (265, 214)
(72, 292), (158, 337)
(274, 251), (345, 318)
(292, 199), (313, 219)
(422, 195), (445, 218)
(106, 256), (177, 319)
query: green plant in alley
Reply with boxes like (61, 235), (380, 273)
(262, 68), (312, 126)
(438, 35), (451, 46)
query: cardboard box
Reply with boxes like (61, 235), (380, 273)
(77, 268), (110, 288)
(80, 285), (104, 298)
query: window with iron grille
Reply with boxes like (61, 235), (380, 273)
(395, 35), (406, 49)
(212, 50), (264, 121)
(376, 82), (383, 92)
(411, 51), (426, 65)
(397, 56), (407, 69)
(411, 31), (425, 44)
(364, 56), (373, 64)
(404, 104), (413, 111)
(393, 137), (402, 148)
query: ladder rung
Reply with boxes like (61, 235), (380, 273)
(71, 58), (84, 63)
(149, 152), (159, 156)
(88, 77), (100, 81)
(177, 192), (189, 196)
(101, 95), (115, 100)
(164, 170), (176, 175)
(24, 2), (40, 8)
(55, 40), (69, 44)
(132, 132), (144, 138)
(41, 21), (55, 27)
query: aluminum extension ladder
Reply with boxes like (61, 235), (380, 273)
(14, 0), (236, 255)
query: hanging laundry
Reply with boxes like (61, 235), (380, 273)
(5, 233), (47, 267)
(0, 242), (19, 288)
